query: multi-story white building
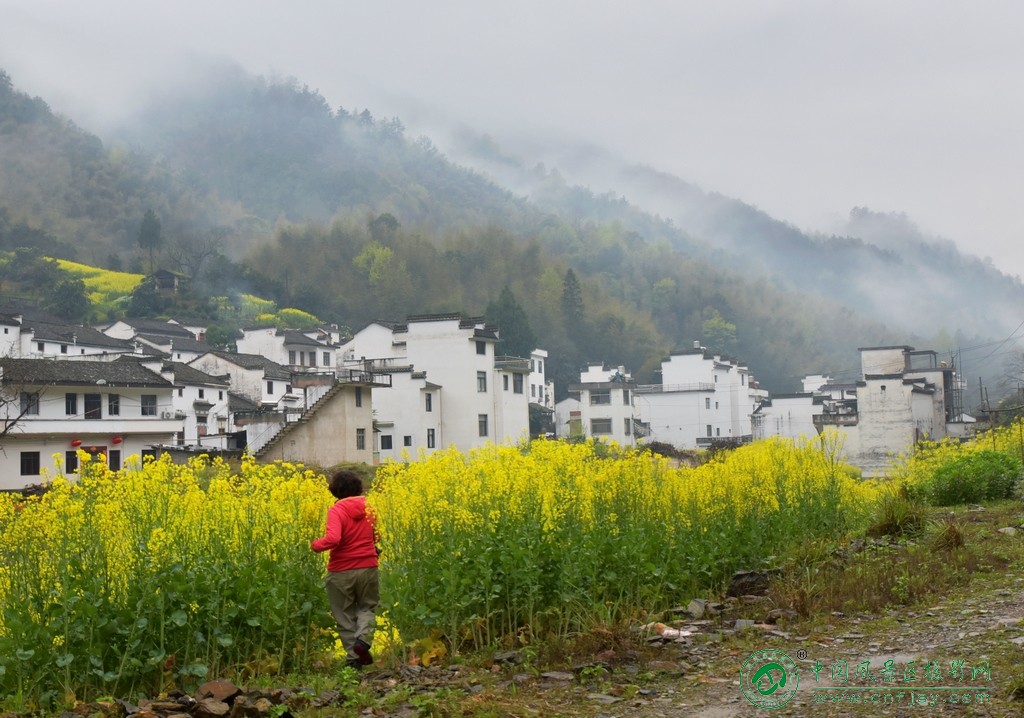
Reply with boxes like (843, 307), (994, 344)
(633, 343), (766, 449)
(554, 363), (638, 446)
(751, 376), (856, 443)
(142, 360), (232, 445)
(0, 357), (180, 490)
(338, 313), (531, 461)
(529, 348), (554, 410)
(813, 346), (972, 477)
(236, 327), (338, 372)
(751, 393), (824, 441)
(255, 371), (383, 467)
(0, 310), (138, 359)
(97, 317), (201, 343)
(134, 333), (213, 363)
(189, 351), (296, 409)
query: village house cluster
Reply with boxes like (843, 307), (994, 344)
(0, 304), (972, 491)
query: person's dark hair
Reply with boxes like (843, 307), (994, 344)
(328, 469), (364, 500)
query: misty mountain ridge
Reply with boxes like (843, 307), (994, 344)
(0, 65), (1016, 395)
(438, 127), (1024, 341)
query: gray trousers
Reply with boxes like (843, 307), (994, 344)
(325, 566), (379, 660)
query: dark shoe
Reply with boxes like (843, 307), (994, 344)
(353, 638), (373, 665)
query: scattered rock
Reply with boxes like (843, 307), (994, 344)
(765, 608), (799, 624)
(311, 690), (341, 708)
(194, 699), (230, 718)
(229, 695), (274, 718)
(491, 650), (524, 665)
(540, 671), (575, 682)
(999, 527), (1018, 536)
(685, 598), (706, 619)
(726, 569), (779, 597)
(399, 665), (424, 678)
(734, 619), (755, 630)
(647, 661), (681, 672)
(147, 702), (182, 713)
(739, 594), (769, 604)
(196, 681), (241, 704)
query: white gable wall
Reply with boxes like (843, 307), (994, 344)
(372, 372), (442, 461)
(237, 328), (288, 365)
(405, 319), (500, 448)
(754, 395), (822, 441)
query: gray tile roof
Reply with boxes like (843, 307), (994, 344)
(0, 306), (136, 350)
(203, 351), (292, 380)
(110, 318), (196, 338)
(137, 333), (213, 353)
(282, 330), (327, 347)
(31, 321), (137, 350)
(0, 358), (172, 387)
(161, 361), (230, 387)
(228, 391), (259, 412)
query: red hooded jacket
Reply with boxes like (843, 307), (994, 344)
(311, 496), (378, 572)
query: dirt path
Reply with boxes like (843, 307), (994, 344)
(602, 573), (1024, 717)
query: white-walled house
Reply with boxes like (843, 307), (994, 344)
(141, 360), (232, 446)
(236, 327), (337, 372)
(813, 346), (971, 477)
(752, 377), (858, 443)
(0, 310), (137, 359)
(255, 372), (382, 466)
(529, 349), (554, 410)
(188, 351), (297, 409)
(632, 343), (766, 449)
(751, 393), (824, 441)
(554, 363), (638, 446)
(97, 318), (200, 342)
(0, 358), (181, 490)
(338, 314), (531, 460)
(134, 334), (213, 363)
(188, 351), (299, 453)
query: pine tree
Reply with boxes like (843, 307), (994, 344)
(486, 286), (536, 359)
(138, 209), (162, 273)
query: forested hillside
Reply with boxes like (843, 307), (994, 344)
(441, 130), (1024, 341)
(0, 66), (1011, 396)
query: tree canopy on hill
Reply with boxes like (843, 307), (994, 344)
(0, 66), (1007, 396)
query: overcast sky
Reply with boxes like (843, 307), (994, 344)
(2, 0), (1022, 275)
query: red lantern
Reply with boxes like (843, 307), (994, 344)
(70, 438), (82, 447)
(111, 436), (123, 445)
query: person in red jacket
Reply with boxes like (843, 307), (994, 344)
(311, 469), (379, 668)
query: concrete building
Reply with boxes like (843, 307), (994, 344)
(338, 314), (531, 460)
(1, 310), (137, 359)
(236, 327), (338, 373)
(255, 372), (383, 466)
(555, 363), (638, 446)
(813, 346), (972, 477)
(0, 357), (180, 490)
(633, 343), (766, 449)
(144, 360), (232, 446)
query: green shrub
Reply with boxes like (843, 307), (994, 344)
(926, 450), (1022, 506)
(866, 492), (926, 537)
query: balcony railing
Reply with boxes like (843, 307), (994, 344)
(494, 356), (531, 372)
(336, 370), (392, 387)
(635, 382), (716, 394)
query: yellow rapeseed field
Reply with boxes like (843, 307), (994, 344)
(0, 434), (891, 708)
(370, 435), (880, 649)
